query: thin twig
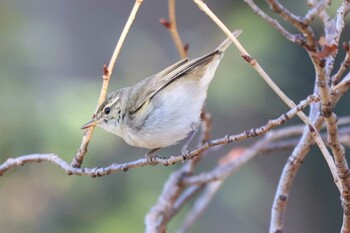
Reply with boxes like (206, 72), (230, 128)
(71, 0), (143, 168)
(244, 0), (302, 45)
(265, 0), (317, 50)
(261, 126), (350, 153)
(303, 0), (331, 25)
(269, 71), (350, 232)
(165, 0), (187, 58)
(332, 42), (350, 85)
(333, 72), (350, 95)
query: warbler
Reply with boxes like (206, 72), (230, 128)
(82, 30), (241, 158)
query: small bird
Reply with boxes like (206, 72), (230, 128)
(82, 30), (241, 158)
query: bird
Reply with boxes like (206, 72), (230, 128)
(82, 30), (241, 159)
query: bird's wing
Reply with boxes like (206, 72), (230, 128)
(128, 50), (219, 115)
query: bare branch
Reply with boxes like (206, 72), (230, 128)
(160, 0), (188, 58)
(71, 0), (143, 168)
(265, 0), (317, 50)
(0, 93), (318, 177)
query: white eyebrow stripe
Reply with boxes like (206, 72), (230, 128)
(108, 95), (120, 108)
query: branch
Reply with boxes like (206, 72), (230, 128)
(160, 0), (188, 58)
(303, 0), (331, 25)
(265, 0), (317, 50)
(0, 93), (317, 177)
(71, 0), (143, 168)
(244, 0), (302, 45)
(261, 126), (350, 153)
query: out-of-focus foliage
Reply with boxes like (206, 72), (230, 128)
(0, 1), (349, 232)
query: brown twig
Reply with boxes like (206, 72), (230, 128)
(71, 0), (143, 168)
(160, 0), (187, 59)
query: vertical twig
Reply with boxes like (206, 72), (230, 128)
(168, 0), (187, 58)
(160, 0), (187, 59)
(71, 0), (144, 168)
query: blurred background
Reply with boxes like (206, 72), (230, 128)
(0, 0), (349, 232)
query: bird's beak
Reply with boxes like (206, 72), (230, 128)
(81, 119), (97, 129)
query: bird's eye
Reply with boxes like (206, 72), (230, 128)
(104, 107), (111, 115)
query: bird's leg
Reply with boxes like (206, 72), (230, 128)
(181, 124), (199, 158)
(145, 148), (160, 165)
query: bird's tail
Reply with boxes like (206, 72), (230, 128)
(215, 29), (242, 52)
